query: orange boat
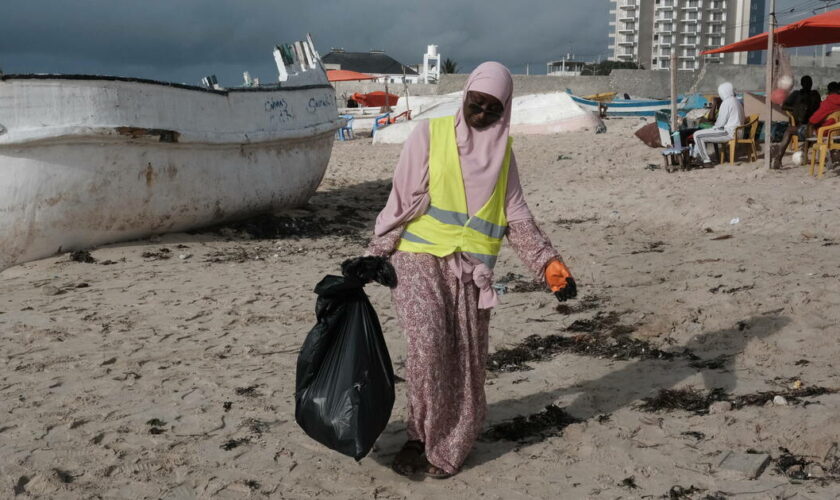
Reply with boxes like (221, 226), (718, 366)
(352, 91), (399, 108)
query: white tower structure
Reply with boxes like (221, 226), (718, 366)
(423, 45), (441, 84)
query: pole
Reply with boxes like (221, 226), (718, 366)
(670, 51), (678, 133)
(765, 0), (776, 169)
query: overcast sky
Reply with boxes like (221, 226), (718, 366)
(0, 0), (818, 86)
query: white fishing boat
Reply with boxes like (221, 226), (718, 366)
(0, 35), (341, 271)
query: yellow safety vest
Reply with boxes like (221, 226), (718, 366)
(396, 115), (512, 268)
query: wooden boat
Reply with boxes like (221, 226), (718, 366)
(0, 36), (341, 271)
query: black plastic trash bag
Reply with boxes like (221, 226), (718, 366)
(295, 257), (396, 460)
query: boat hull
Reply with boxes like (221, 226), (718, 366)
(0, 75), (340, 270)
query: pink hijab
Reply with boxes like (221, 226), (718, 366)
(454, 61), (514, 215)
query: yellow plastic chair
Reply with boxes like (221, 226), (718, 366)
(809, 121), (840, 178)
(720, 114), (759, 165)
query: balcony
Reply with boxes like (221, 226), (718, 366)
(618, 40), (637, 46)
(618, 26), (637, 34)
(708, 18), (725, 24)
(618, 1), (637, 9)
(656, 0), (675, 7)
(618, 14), (636, 22)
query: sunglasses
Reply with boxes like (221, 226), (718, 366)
(467, 102), (503, 118)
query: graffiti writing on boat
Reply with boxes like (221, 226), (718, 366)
(307, 94), (335, 113)
(264, 98), (294, 121)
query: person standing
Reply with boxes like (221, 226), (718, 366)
(690, 82), (745, 166)
(365, 62), (576, 478)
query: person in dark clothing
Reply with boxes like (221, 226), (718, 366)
(772, 76), (823, 168)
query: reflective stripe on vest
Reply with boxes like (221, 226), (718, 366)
(396, 115), (512, 268)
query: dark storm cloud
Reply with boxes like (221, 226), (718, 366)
(0, 0), (609, 85)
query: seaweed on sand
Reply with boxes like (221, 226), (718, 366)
(487, 330), (689, 373)
(482, 404), (580, 442)
(730, 386), (839, 409)
(636, 387), (728, 415)
(555, 295), (602, 315)
(637, 386), (839, 415)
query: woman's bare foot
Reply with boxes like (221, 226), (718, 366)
(391, 440), (424, 476)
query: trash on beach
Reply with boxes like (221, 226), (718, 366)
(295, 273), (395, 460)
(729, 218), (740, 225)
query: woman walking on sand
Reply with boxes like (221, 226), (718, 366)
(366, 62), (577, 478)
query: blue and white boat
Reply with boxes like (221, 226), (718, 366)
(567, 90), (708, 117)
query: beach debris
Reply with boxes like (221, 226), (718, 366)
(493, 273), (544, 293)
(555, 294), (601, 315)
(595, 123), (607, 134)
(53, 468), (75, 484)
(178, 253), (192, 260)
(718, 450), (770, 479)
(638, 386), (838, 414)
(146, 418), (167, 434)
(644, 163), (660, 171)
(710, 234), (733, 241)
(774, 447), (810, 480)
(223, 401), (233, 412)
(729, 217), (740, 225)
(795, 359), (810, 366)
(619, 476), (638, 489)
(221, 437), (250, 450)
(567, 311), (637, 336)
(637, 387), (728, 415)
(667, 485), (704, 499)
(773, 395), (788, 406)
(141, 247), (172, 260)
(69, 250), (96, 263)
(234, 385), (260, 397)
(730, 386), (838, 408)
(14, 476), (29, 495)
(630, 241), (665, 254)
(680, 431), (705, 441)
(554, 216), (598, 227)
(556, 154), (572, 161)
(481, 404), (580, 442)
(487, 310), (702, 372)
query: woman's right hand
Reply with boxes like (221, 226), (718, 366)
(341, 256), (398, 288)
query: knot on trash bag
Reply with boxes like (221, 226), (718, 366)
(341, 256), (398, 288)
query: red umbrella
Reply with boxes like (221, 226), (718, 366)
(702, 8), (840, 54)
(326, 69), (379, 82)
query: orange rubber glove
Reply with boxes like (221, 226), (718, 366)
(545, 259), (577, 302)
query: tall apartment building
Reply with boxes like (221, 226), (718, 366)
(608, 0), (766, 70)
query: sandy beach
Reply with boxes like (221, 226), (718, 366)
(2, 117), (840, 499)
